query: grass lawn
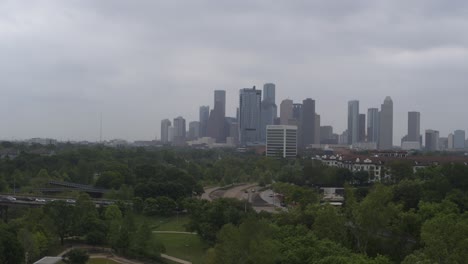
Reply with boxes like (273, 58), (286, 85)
(156, 233), (207, 264)
(135, 214), (191, 232)
(87, 259), (120, 264)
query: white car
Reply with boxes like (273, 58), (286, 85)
(35, 198), (46, 203)
(6, 196), (16, 201)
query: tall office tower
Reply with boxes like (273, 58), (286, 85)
(339, 130), (349, 145)
(439, 137), (449, 150)
(314, 114), (321, 144)
(454, 130), (466, 149)
(207, 90), (227, 142)
(300, 98), (316, 148)
(292, 103), (302, 122)
(407, 112), (421, 142)
(448, 133), (454, 149)
(239, 86), (262, 145)
(266, 125), (298, 158)
(320, 126), (333, 143)
(168, 126), (175, 142)
(359, 113), (366, 142)
(378, 96), (393, 149)
(367, 108), (379, 143)
(347, 100), (360, 145)
(199, 106), (210, 137)
(188, 121), (200, 140)
(260, 83), (277, 141)
(280, 99), (293, 125)
(160, 119), (171, 143)
(173, 116), (186, 145)
(425, 129), (439, 151)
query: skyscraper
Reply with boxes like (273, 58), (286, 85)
(367, 108), (379, 143)
(239, 86), (262, 145)
(280, 99), (293, 125)
(173, 116), (186, 145)
(378, 96), (393, 149)
(448, 133), (454, 149)
(359, 113), (366, 142)
(188, 121), (200, 140)
(315, 114), (320, 144)
(347, 100), (359, 145)
(161, 119), (171, 143)
(260, 83), (277, 141)
(300, 98), (315, 148)
(454, 130), (466, 149)
(407, 112), (421, 142)
(425, 129), (439, 151)
(199, 106), (210, 137)
(207, 90), (226, 142)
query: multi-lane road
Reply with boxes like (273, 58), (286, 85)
(201, 184), (285, 213)
(0, 194), (115, 207)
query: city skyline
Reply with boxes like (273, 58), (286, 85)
(2, 1), (468, 142)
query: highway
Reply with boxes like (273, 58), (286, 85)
(0, 194), (116, 207)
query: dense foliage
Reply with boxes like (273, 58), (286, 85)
(1, 142), (468, 263)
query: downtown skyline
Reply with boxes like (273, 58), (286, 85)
(1, 1), (468, 142)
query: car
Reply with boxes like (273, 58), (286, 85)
(35, 198), (46, 203)
(5, 196), (16, 201)
(66, 199), (76, 204)
(269, 194), (274, 197)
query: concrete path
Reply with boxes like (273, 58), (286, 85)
(153, 231), (197, 235)
(201, 186), (220, 201)
(161, 254), (192, 264)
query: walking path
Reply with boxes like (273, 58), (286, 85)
(57, 245), (192, 264)
(153, 231), (197, 235)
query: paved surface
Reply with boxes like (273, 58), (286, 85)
(200, 187), (220, 201)
(223, 184), (258, 199)
(161, 254), (192, 264)
(153, 231), (197, 235)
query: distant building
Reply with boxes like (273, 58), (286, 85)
(315, 114), (321, 144)
(379, 96), (393, 149)
(266, 125), (297, 158)
(260, 83), (277, 142)
(367, 108), (379, 143)
(407, 112), (421, 142)
(239, 86), (262, 145)
(439, 137), (449, 151)
(188, 121), (200, 140)
(425, 129), (440, 151)
(168, 126), (175, 142)
(320, 126), (333, 142)
(173, 116), (186, 145)
(454, 130), (466, 149)
(207, 90), (226, 142)
(300, 98), (316, 148)
(160, 119), (171, 143)
(199, 106), (210, 137)
(280, 99), (293, 125)
(359, 113), (366, 142)
(347, 100), (359, 145)
(339, 130), (349, 145)
(448, 133), (454, 149)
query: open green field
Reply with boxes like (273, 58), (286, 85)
(87, 259), (120, 264)
(135, 214), (191, 232)
(156, 233), (207, 264)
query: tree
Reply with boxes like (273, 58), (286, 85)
(143, 196), (177, 216)
(44, 200), (75, 245)
(0, 225), (24, 264)
(62, 249), (89, 264)
(312, 204), (347, 244)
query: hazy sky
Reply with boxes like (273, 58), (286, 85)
(1, 0), (467, 142)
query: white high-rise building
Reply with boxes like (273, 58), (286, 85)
(266, 125), (297, 158)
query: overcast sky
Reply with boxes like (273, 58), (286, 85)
(1, 0), (467, 142)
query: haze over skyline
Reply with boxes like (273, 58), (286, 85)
(1, 1), (468, 142)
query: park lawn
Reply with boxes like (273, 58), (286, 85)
(87, 259), (120, 264)
(135, 214), (191, 232)
(156, 233), (207, 264)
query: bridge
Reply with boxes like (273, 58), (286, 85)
(0, 194), (117, 223)
(35, 181), (109, 198)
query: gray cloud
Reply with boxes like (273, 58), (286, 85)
(0, 0), (467, 142)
